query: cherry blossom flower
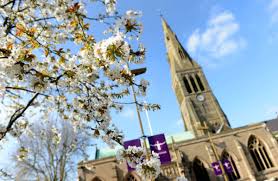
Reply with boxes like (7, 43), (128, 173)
(117, 146), (161, 180)
(136, 152), (161, 180)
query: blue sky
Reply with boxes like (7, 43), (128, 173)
(1, 0), (278, 169)
(110, 0), (278, 142)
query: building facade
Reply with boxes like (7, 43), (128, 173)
(78, 19), (278, 181)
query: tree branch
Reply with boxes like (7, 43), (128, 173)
(0, 93), (39, 141)
(5, 87), (49, 97)
(0, 0), (15, 8)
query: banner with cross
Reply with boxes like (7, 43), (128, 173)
(211, 160), (233, 176)
(148, 133), (171, 164)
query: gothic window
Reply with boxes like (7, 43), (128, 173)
(183, 77), (192, 93)
(193, 158), (210, 181)
(125, 173), (140, 181)
(221, 151), (240, 181)
(92, 177), (103, 181)
(248, 135), (273, 171)
(196, 74), (205, 91)
(189, 76), (199, 92)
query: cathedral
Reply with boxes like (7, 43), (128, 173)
(78, 18), (278, 181)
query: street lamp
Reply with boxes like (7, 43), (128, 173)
(129, 67), (152, 160)
(130, 68), (146, 76)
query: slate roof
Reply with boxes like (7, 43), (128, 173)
(265, 117), (278, 132)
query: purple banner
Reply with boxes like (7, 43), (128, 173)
(212, 161), (222, 175)
(148, 134), (171, 164)
(124, 139), (141, 172)
(222, 159), (233, 173)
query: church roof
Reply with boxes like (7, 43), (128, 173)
(265, 117), (278, 139)
(265, 117), (278, 132)
(95, 131), (195, 160)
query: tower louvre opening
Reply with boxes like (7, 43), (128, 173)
(183, 77), (192, 93)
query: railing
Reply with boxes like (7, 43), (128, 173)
(160, 162), (180, 179)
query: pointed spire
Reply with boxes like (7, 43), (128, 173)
(161, 16), (171, 34)
(161, 16), (176, 48)
(161, 17), (198, 70)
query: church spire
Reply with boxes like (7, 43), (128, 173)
(161, 17), (198, 71)
(161, 17), (230, 137)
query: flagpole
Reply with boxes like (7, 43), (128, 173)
(130, 78), (149, 156)
(144, 100), (154, 136)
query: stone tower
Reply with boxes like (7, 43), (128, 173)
(162, 17), (230, 137)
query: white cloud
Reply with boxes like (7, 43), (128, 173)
(269, 0), (278, 24)
(187, 11), (246, 59)
(119, 107), (135, 120)
(187, 30), (200, 53)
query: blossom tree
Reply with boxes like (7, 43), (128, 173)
(0, 0), (160, 179)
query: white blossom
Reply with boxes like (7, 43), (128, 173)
(116, 147), (161, 180)
(136, 152), (161, 180)
(116, 146), (145, 168)
(30, 77), (48, 92)
(0, 0), (159, 178)
(104, 0), (116, 15)
(93, 32), (130, 61)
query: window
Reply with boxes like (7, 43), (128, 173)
(189, 76), (198, 92)
(196, 74), (205, 91)
(92, 177), (103, 181)
(183, 77), (192, 93)
(193, 158), (210, 181)
(221, 151), (240, 180)
(179, 49), (184, 59)
(248, 135), (273, 171)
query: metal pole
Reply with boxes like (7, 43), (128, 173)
(144, 101), (154, 136)
(130, 84), (149, 159)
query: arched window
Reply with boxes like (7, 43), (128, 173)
(221, 151), (240, 180)
(183, 77), (192, 93)
(193, 158), (210, 181)
(195, 74), (205, 91)
(125, 172), (140, 181)
(189, 76), (198, 92)
(92, 177), (103, 181)
(248, 135), (273, 171)
(179, 49), (184, 59)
